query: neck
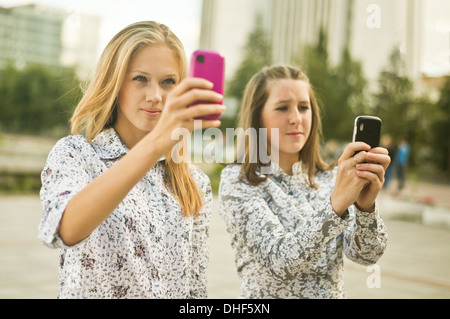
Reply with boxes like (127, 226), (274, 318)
(113, 123), (147, 150)
(274, 153), (299, 175)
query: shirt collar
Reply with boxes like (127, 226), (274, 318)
(267, 161), (303, 178)
(91, 127), (165, 162)
(91, 127), (129, 160)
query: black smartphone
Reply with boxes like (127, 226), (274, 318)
(352, 116), (382, 148)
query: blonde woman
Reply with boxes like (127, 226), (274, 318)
(38, 21), (225, 298)
(218, 65), (389, 298)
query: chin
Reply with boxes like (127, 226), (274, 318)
(137, 120), (158, 132)
(282, 144), (304, 154)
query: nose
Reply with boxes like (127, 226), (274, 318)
(288, 108), (301, 125)
(146, 83), (162, 104)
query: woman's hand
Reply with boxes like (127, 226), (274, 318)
(148, 77), (226, 155)
(331, 142), (370, 216)
(330, 142), (390, 216)
(354, 147), (391, 212)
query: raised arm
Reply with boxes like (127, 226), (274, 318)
(55, 79), (225, 246)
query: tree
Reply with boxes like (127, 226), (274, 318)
(297, 27), (367, 142)
(226, 14), (272, 110)
(432, 76), (450, 175)
(372, 47), (435, 167)
(372, 48), (414, 139)
(0, 64), (82, 135)
(333, 46), (368, 119)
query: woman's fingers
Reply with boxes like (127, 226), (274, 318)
(339, 142), (371, 163)
(169, 77), (222, 106)
(364, 150), (391, 171)
(183, 88), (223, 106)
(194, 119), (222, 129)
(356, 162), (385, 183)
(351, 150), (368, 165)
(160, 77), (226, 126)
(339, 143), (390, 168)
(182, 103), (225, 120)
(165, 80), (224, 123)
(368, 147), (389, 155)
(170, 77), (214, 97)
(168, 89), (223, 112)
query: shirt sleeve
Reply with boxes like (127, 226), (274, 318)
(218, 165), (349, 281)
(343, 204), (388, 265)
(38, 136), (91, 249)
(188, 167), (212, 298)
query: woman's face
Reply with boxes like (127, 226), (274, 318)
(261, 79), (312, 164)
(115, 44), (180, 145)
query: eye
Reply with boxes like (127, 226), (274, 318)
(275, 106), (288, 111)
(298, 105), (310, 112)
(132, 75), (147, 83)
(162, 77), (177, 86)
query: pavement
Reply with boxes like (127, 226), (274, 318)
(1, 178), (450, 299)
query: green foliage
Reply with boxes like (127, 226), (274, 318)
(372, 47), (436, 166)
(0, 63), (82, 135)
(297, 27), (367, 142)
(0, 172), (41, 194)
(372, 48), (415, 138)
(226, 14), (272, 108)
(431, 76), (450, 174)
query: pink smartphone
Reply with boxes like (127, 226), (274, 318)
(188, 49), (225, 120)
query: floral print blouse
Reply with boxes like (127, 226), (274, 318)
(38, 128), (212, 299)
(218, 163), (388, 298)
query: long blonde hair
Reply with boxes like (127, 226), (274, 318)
(71, 21), (203, 217)
(237, 65), (331, 188)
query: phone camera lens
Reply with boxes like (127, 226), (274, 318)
(197, 55), (205, 63)
(360, 123), (364, 131)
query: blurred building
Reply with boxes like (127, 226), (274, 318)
(0, 4), (99, 79)
(200, 0), (271, 78)
(200, 0), (439, 86)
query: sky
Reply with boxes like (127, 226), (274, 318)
(0, 0), (203, 57)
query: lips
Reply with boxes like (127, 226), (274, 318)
(141, 108), (161, 117)
(286, 131), (302, 136)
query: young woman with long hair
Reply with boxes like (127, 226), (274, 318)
(218, 65), (390, 298)
(38, 21), (225, 298)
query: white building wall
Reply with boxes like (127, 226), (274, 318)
(351, 0), (406, 83)
(61, 11), (101, 79)
(2, 5), (65, 69)
(200, 0), (430, 86)
(270, 0), (350, 66)
(0, 4), (99, 79)
(200, 0), (271, 80)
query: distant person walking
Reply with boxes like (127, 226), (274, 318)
(394, 138), (410, 192)
(381, 134), (396, 189)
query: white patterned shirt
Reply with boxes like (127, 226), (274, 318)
(218, 163), (387, 298)
(38, 128), (212, 298)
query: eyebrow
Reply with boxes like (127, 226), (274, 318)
(130, 69), (179, 78)
(274, 99), (310, 105)
(134, 70), (149, 75)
